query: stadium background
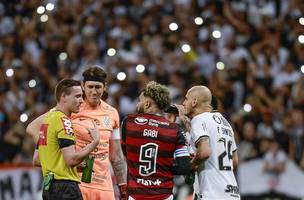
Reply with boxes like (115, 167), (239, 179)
(0, 0), (303, 200)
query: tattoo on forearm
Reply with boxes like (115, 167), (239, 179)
(181, 116), (191, 132)
(112, 158), (127, 184)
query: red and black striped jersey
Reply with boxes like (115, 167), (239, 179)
(121, 113), (189, 200)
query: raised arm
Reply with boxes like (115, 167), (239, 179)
(26, 112), (48, 143)
(61, 121), (100, 167)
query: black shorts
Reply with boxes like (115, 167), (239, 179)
(42, 179), (83, 200)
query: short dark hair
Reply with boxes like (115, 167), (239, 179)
(82, 66), (108, 100)
(82, 66), (107, 84)
(143, 81), (171, 110)
(54, 79), (81, 102)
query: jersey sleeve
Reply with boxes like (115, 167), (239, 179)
(191, 117), (209, 146)
(57, 116), (76, 147)
(174, 126), (190, 159)
(112, 109), (120, 129)
(120, 116), (128, 156)
(232, 131), (237, 152)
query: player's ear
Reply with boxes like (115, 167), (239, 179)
(60, 92), (67, 102)
(103, 82), (107, 91)
(192, 98), (198, 107)
(144, 99), (151, 109)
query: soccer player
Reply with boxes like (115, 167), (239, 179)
(121, 81), (191, 200)
(33, 79), (100, 200)
(71, 66), (127, 200)
(176, 86), (240, 200)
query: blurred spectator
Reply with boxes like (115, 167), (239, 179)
(263, 139), (287, 190)
(238, 121), (259, 162)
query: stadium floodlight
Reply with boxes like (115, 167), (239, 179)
(243, 104), (252, 113)
(117, 72), (126, 81)
(46, 3), (55, 11)
(299, 17), (304, 26)
(20, 113), (28, 122)
(136, 64), (145, 73)
(216, 62), (225, 70)
(301, 65), (304, 74)
(40, 14), (48, 22)
(37, 6), (45, 14)
(28, 79), (37, 88)
(194, 17), (203, 25)
(59, 52), (68, 61)
(212, 30), (221, 39)
(181, 44), (191, 53)
(107, 48), (116, 56)
(169, 22), (178, 31)
(298, 35), (304, 44)
(6, 68), (14, 77)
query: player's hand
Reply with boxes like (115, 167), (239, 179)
(118, 183), (127, 200)
(87, 121), (100, 144)
(76, 161), (86, 172)
(175, 104), (191, 132)
(166, 113), (177, 123)
(174, 104), (185, 117)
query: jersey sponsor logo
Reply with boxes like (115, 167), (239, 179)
(61, 117), (74, 136)
(225, 184), (239, 195)
(143, 129), (158, 138)
(137, 178), (162, 186)
(135, 117), (148, 125)
(148, 119), (169, 127)
(38, 124), (48, 145)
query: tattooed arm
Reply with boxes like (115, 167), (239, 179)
(191, 136), (211, 171)
(109, 139), (127, 184)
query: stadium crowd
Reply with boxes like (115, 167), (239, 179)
(0, 0), (303, 177)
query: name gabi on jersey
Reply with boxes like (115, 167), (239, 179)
(137, 178), (162, 186)
(143, 129), (158, 138)
(148, 119), (169, 127)
(62, 117), (74, 136)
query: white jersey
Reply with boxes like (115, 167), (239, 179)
(190, 112), (240, 200)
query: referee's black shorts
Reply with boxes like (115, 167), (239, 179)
(42, 179), (83, 200)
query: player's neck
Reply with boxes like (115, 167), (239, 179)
(55, 104), (71, 117)
(145, 107), (162, 116)
(191, 106), (212, 118)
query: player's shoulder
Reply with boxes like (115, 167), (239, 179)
(100, 100), (119, 114)
(47, 110), (70, 124)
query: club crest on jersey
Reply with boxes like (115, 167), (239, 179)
(61, 117), (74, 136)
(135, 117), (148, 125)
(102, 116), (111, 128)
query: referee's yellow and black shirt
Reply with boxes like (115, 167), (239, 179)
(38, 110), (80, 183)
